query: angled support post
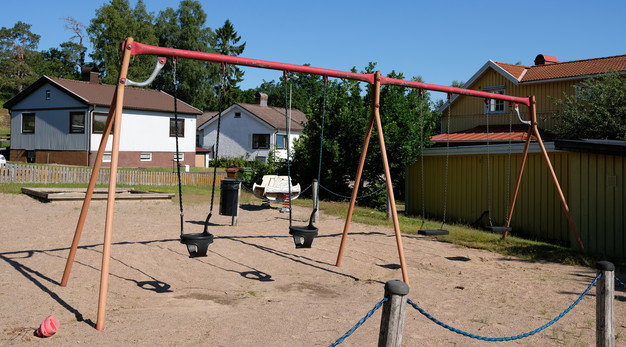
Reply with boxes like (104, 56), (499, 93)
(335, 72), (409, 285)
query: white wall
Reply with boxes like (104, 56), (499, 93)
(90, 107), (196, 153)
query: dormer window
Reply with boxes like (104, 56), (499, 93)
(483, 87), (506, 114)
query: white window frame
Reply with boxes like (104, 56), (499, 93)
(103, 153), (112, 163)
(174, 153), (184, 161)
(140, 153), (152, 161)
(275, 134), (287, 149)
(483, 87), (506, 114)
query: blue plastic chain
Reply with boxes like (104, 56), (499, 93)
(329, 297), (388, 346)
(616, 275), (626, 289)
(407, 273), (601, 342)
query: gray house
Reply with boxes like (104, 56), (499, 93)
(3, 70), (201, 167)
(196, 93), (307, 165)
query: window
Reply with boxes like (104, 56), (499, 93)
(22, 113), (35, 133)
(103, 153), (112, 162)
(170, 118), (184, 137)
(92, 113), (112, 134)
(252, 134), (270, 149)
(174, 153), (184, 161)
(45, 90), (51, 100)
(140, 153), (152, 161)
(234, 112), (241, 118)
(275, 134), (287, 149)
(70, 112), (85, 133)
(484, 89), (505, 114)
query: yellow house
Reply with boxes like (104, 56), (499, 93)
(406, 54), (626, 260)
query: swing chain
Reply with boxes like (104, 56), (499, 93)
(441, 93), (452, 227)
(485, 98), (494, 227)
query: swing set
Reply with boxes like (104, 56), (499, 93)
(58, 37), (583, 331)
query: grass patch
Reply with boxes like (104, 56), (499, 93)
(317, 200), (597, 267)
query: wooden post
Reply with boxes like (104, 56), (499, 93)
(596, 261), (615, 347)
(312, 179), (319, 222)
(95, 37), (134, 331)
(378, 280), (409, 347)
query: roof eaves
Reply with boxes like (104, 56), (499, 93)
(520, 70), (626, 85)
(437, 60), (522, 113)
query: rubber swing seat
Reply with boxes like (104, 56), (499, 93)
(180, 232), (214, 258)
(289, 209), (318, 249)
(418, 229), (449, 236)
(484, 226), (512, 233)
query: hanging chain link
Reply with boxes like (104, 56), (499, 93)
(504, 104), (515, 224)
(419, 90), (427, 224)
(485, 99), (494, 227)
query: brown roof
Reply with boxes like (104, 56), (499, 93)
(3, 76), (201, 115)
(200, 103), (307, 131)
(493, 54), (626, 83)
(52, 77), (201, 114)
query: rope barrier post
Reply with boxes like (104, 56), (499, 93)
(596, 261), (615, 347)
(378, 280), (410, 347)
(312, 179), (319, 222)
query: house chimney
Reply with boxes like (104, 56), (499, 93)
(255, 92), (268, 107)
(534, 54), (559, 65)
(81, 66), (100, 84)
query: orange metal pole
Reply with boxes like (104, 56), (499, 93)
(335, 86), (377, 267)
(60, 92), (117, 287)
(371, 73), (410, 284)
(95, 37), (134, 331)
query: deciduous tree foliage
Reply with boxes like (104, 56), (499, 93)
(152, 0), (218, 110)
(258, 64), (439, 208)
(553, 71), (626, 140)
(88, 0), (158, 84)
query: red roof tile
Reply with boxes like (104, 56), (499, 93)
(431, 125), (554, 143)
(492, 54), (626, 83)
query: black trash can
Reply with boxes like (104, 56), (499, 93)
(220, 178), (241, 216)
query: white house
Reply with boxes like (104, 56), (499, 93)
(196, 92), (306, 165)
(3, 70), (202, 167)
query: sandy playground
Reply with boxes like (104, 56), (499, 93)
(0, 192), (624, 346)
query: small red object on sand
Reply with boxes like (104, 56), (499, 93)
(35, 315), (59, 337)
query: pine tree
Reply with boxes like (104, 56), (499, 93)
(0, 21), (41, 101)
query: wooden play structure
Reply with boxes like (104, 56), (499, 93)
(59, 37), (583, 330)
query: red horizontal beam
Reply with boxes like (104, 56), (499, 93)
(379, 76), (531, 106)
(128, 41), (375, 84)
(126, 40), (531, 107)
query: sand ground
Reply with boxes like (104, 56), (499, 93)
(0, 193), (624, 346)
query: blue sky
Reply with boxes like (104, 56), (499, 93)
(3, 0), (625, 101)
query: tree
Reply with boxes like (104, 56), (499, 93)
(211, 19), (246, 106)
(0, 21), (41, 101)
(153, 0), (216, 110)
(88, 0), (158, 84)
(33, 41), (83, 79)
(64, 17), (88, 68)
(553, 71), (626, 140)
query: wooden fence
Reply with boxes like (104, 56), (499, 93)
(0, 163), (225, 186)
